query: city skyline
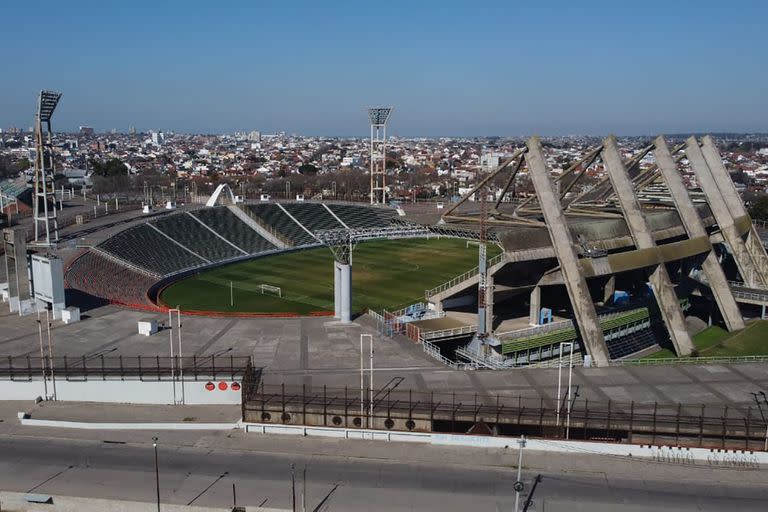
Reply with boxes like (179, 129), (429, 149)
(1, 0), (766, 136)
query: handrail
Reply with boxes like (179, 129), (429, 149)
(420, 324), (477, 341)
(425, 252), (506, 299)
(422, 341), (459, 369)
(615, 355), (768, 366)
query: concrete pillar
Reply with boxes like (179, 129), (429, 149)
(525, 137), (610, 366)
(653, 136), (744, 331)
(339, 262), (352, 323)
(333, 261), (342, 319)
(529, 285), (541, 326)
(700, 135), (768, 284)
(603, 276), (616, 305)
(486, 274), (495, 333)
(602, 136), (695, 356)
(686, 137), (763, 287)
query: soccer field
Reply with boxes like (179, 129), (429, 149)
(159, 238), (501, 314)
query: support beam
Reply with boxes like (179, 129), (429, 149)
(685, 137), (763, 287)
(529, 285), (541, 326)
(334, 262), (342, 319)
(602, 136), (695, 356)
(603, 276), (615, 305)
(486, 274), (495, 333)
(525, 137), (610, 366)
(653, 136), (744, 332)
(700, 135), (768, 284)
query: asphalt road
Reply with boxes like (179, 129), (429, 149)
(0, 436), (766, 511)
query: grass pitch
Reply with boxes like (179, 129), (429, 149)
(160, 238), (500, 314)
(642, 320), (768, 359)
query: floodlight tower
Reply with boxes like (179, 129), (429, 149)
(33, 90), (63, 246)
(367, 107), (393, 205)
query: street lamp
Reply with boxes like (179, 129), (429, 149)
(514, 435), (526, 512)
(556, 341), (575, 438)
(153, 437), (160, 512)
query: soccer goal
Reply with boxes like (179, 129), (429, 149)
(259, 284), (282, 298)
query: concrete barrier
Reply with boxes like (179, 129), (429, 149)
(19, 418), (238, 431)
(243, 422), (768, 466)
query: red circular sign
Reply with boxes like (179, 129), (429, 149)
(231, 382), (241, 391)
(205, 382), (215, 391)
(218, 381), (228, 391)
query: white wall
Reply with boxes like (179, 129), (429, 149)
(0, 379), (241, 405)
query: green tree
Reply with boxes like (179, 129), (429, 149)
(298, 163), (318, 175)
(748, 195), (768, 221)
(91, 158), (128, 177)
(15, 158), (31, 171)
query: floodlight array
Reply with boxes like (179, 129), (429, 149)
(37, 90), (62, 122)
(367, 107), (393, 126)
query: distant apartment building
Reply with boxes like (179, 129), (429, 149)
(79, 126), (95, 136)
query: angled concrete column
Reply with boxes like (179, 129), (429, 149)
(602, 136), (695, 356)
(700, 135), (768, 284)
(653, 136), (744, 331)
(685, 137), (763, 287)
(525, 137), (610, 365)
(603, 276), (616, 305)
(529, 285), (541, 326)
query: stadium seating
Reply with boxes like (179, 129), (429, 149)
(328, 204), (394, 228)
(65, 251), (158, 307)
(99, 223), (205, 275)
(244, 204), (317, 246)
(192, 207), (276, 254)
(281, 203), (344, 232)
(152, 213), (243, 262)
(500, 305), (656, 361)
(606, 329), (658, 359)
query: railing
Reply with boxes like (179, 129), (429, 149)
(425, 252), (506, 299)
(0, 355), (253, 381)
(422, 341), (459, 369)
(419, 324), (477, 341)
(496, 318), (574, 341)
(615, 355), (768, 366)
(244, 381), (768, 451)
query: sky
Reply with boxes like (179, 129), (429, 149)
(1, 0), (766, 136)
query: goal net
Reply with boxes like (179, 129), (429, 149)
(259, 284), (282, 297)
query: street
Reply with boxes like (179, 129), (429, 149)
(0, 434), (766, 511)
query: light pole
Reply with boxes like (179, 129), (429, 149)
(514, 435), (526, 512)
(153, 437), (160, 512)
(556, 341), (574, 438)
(360, 334), (373, 428)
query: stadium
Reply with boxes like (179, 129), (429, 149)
(3, 94), (768, 453)
(58, 135), (768, 372)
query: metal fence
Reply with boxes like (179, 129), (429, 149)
(0, 355), (252, 381)
(243, 382), (768, 451)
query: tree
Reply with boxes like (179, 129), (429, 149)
(298, 163), (318, 175)
(91, 158), (128, 177)
(748, 195), (768, 221)
(15, 159), (31, 171)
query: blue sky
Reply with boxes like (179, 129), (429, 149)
(1, 0), (766, 136)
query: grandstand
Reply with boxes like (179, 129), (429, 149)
(281, 203), (344, 232)
(244, 204), (318, 246)
(65, 250), (159, 308)
(191, 207), (276, 254)
(65, 202), (397, 307)
(329, 203), (394, 228)
(152, 213), (244, 261)
(98, 223), (205, 276)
